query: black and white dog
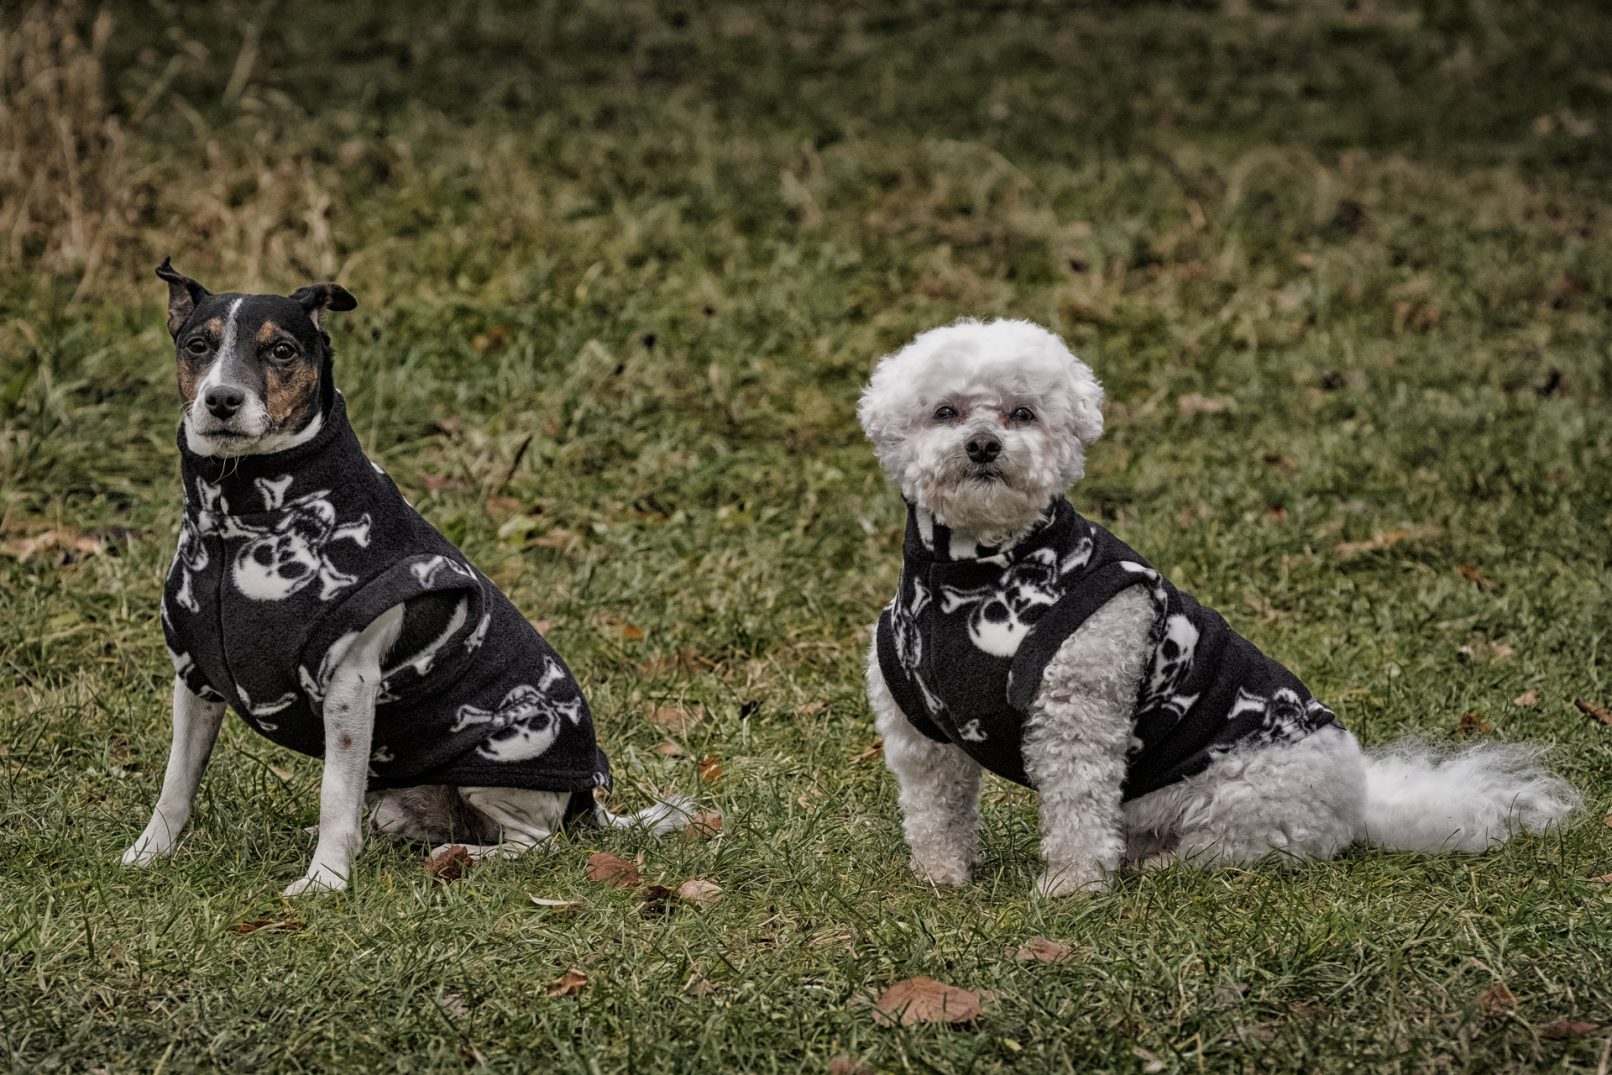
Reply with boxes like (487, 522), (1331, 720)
(124, 260), (687, 895)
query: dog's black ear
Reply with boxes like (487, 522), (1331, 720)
(289, 282), (358, 331)
(155, 257), (210, 338)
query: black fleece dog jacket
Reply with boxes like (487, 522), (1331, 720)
(162, 394), (609, 807)
(876, 498), (1341, 801)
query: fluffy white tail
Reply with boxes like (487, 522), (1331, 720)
(1362, 741), (1580, 853)
(596, 794), (696, 836)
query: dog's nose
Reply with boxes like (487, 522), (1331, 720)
(204, 385), (245, 419)
(966, 434), (1002, 463)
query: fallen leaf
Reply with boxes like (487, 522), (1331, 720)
(677, 879), (723, 906)
(827, 1057), (874, 1075)
(649, 706), (703, 732)
(529, 896), (582, 914)
(1458, 641), (1515, 662)
(1132, 1046), (1167, 1074)
(868, 977), (982, 1028)
(530, 619), (552, 635)
(544, 969), (589, 997)
(1589, 873), (1612, 887)
(0, 528), (105, 564)
(1458, 564), (1499, 592)
(653, 741), (686, 758)
(850, 739), (884, 763)
(683, 811), (724, 839)
(619, 624), (646, 640)
(484, 495), (522, 516)
(1334, 527), (1440, 558)
(686, 978), (716, 997)
(229, 918), (304, 935)
(585, 852), (641, 888)
(1478, 983), (1516, 1016)
(640, 884), (677, 915)
(793, 701), (827, 717)
(1538, 1019), (1599, 1039)
(1176, 393), (1232, 416)
(696, 756), (723, 783)
(1013, 937), (1074, 963)
(1603, 812), (1612, 830)
(425, 844), (473, 884)
(1457, 712), (1493, 737)
(1574, 699), (1612, 726)
(436, 993), (471, 1019)
(1512, 690), (1539, 708)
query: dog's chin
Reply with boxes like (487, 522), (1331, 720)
(912, 469), (1051, 546)
(184, 418), (271, 458)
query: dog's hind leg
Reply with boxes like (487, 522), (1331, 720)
(284, 604), (402, 896)
(438, 787), (571, 861)
(869, 641), (983, 887)
(122, 677), (226, 866)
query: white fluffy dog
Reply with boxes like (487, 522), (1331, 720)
(859, 318), (1579, 897)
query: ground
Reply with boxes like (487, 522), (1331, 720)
(2, 1), (1611, 1071)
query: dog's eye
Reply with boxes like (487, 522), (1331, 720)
(1010, 406), (1036, 423)
(933, 405), (959, 421)
(184, 338), (209, 355)
(270, 341), (297, 362)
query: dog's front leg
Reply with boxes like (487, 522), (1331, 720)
(868, 645), (982, 887)
(123, 677), (226, 865)
(284, 606), (401, 896)
(1023, 586), (1153, 897)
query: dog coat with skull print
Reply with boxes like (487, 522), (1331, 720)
(162, 393), (609, 805)
(876, 498), (1341, 800)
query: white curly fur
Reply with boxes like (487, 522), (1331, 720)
(860, 318), (1580, 895)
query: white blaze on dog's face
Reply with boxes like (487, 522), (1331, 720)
(858, 319), (1104, 543)
(155, 258), (356, 458)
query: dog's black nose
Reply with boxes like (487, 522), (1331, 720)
(966, 434), (1002, 463)
(204, 385), (245, 419)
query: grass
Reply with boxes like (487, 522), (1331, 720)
(3, 0), (1611, 1070)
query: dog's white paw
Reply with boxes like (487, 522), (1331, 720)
(1033, 865), (1109, 898)
(283, 867), (348, 897)
(911, 855), (972, 888)
(121, 843), (162, 867)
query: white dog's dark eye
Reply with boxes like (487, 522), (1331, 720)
(185, 337), (209, 355)
(270, 341), (297, 361)
(933, 405), (958, 421)
(1010, 406), (1036, 423)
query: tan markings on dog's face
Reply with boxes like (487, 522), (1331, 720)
(206, 317), (223, 336)
(256, 320), (282, 344)
(264, 359), (320, 429)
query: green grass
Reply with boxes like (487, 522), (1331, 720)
(3, 0), (1612, 1070)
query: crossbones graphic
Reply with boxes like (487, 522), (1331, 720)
(197, 476), (372, 602)
(1135, 612), (1201, 722)
(168, 513), (209, 614)
(939, 537), (1094, 658)
(448, 658), (584, 763)
(888, 577), (947, 716)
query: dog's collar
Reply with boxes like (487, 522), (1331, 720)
(901, 499), (1069, 564)
(177, 392), (359, 512)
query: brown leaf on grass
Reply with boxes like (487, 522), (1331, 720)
(1458, 564), (1499, 592)
(1457, 713), (1493, 737)
(1538, 1019), (1599, 1039)
(640, 884), (677, 915)
(1573, 699), (1612, 726)
(435, 993), (471, 1019)
(420, 474), (468, 494)
(868, 977), (982, 1028)
(1589, 873), (1612, 887)
(653, 741), (686, 758)
(530, 619), (552, 635)
(686, 978), (717, 997)
(1477, 983), (1516, 1016)
(696, 756), (723, 783)
(1603, 812), (1612, 830)
(544, 969), (589, 997)
(1176, 393), (1232, 416)
(1013, 937), (1074, 963)
(682, 811), (724, 839)
(794, 701), (827, 717)
(849, 739), (884, 763)
(1512, 690), (1539, 708)
(1334, 527), (1439, 558)
(426, 844), (473, 884)
(229, 918), (305, 935)
(1459, 641), (1516, 662)
(649, 706), (703, 733)
(585, 851), (641, 888)
(483, 496), (521, 516)
(0, 528), (105, 565)
(618, 623), (646, 640)
(677, 879), (723, 907)
(827, 1057), (875, 1075)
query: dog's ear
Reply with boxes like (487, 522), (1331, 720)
(155, 257), (210, 338)
(289, 282), (358, 332)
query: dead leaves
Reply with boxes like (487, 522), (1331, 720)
(585, 852), (642, 889)
(1333, 526), (1439, 558)
(1538, 1019), (1600, 1040)
(649, 705), (704, 733)
(682, 811), (724, 839)
(0, 525), (137, 566)
(676, 879), (723, 906)
(1457, 712), (1493, 737)
(426, 844), (473, 884)
(229, 918), (305, 935)
(866, 977), (982, 1028)
(1512, 690), (1538, 708)
(849, 739), (883, 764)
(1573, 698), (1612, 727)
(1477, 983), (1516, 1016)
(1458, 641), (1515, 663)
(1176, 393), (1233, 417)
(544, 969), (589, 998)
(1013, 937), (1075, 964)
(529, 896), (582, 915)
(696, 755), (724, 783)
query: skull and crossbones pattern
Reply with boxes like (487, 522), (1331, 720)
(938, 537), (1094, 658)
(191, 475), (372, 603)
(886, 577), (947, 717)
(448, 657), (585, 763)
